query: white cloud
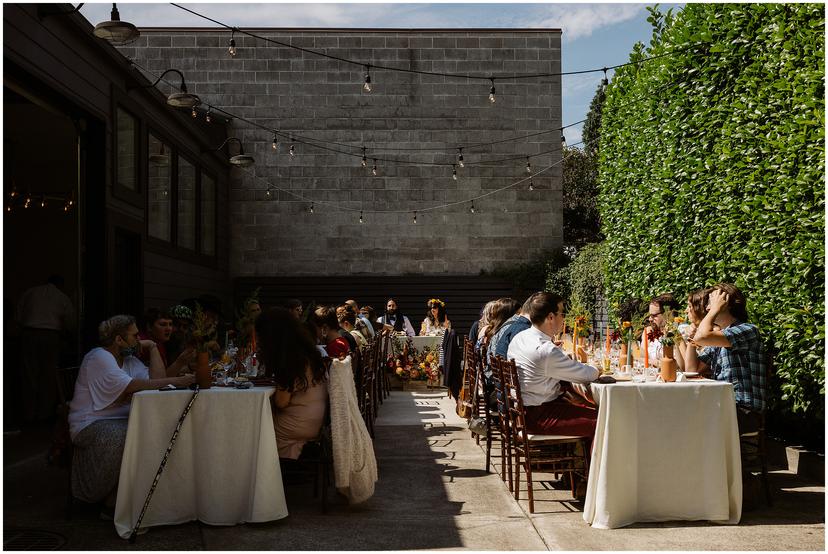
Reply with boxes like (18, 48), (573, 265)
(531, 4), (644, 42)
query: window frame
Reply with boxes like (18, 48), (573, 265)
(111, 92), (144, 206)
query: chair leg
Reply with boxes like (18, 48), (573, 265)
(506, 436), (513, 493)
(514, 452), (521, 502)
(525, 457), (535, 513)
(485, 416), (492, 473)
(759, 434), (772, 506)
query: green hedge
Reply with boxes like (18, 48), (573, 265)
(598, 4), (824, 418)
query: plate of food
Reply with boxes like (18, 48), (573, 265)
(612, 373), (633, 382)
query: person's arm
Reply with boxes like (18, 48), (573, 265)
(273, 388), (292, 409)
(167, 346), (195, 377)
(115, 373), (196, 403)
(542, 343), (600, 384)
(674, 340), (686, 371)
(139, 340), (166, 379)
(693, 289), (733, 347)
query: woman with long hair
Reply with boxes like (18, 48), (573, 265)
(420, 298), (451, 336)
(255, 307), (329, 460)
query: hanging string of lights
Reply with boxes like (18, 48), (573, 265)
(170, 3), (695, 84)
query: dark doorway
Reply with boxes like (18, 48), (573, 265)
(112, 227), (143, 318)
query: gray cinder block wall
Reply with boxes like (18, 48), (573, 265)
(124, 28), (562, 277)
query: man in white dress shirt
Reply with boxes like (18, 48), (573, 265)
(507, 292), (600, 439)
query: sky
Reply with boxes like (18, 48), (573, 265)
(78, 1), (678, 144)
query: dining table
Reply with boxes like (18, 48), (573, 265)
(582, 377), (742, 529)
(114, 386), (288, 539)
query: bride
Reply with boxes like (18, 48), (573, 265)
(420, 298), (451, 336)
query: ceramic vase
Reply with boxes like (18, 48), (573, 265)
(196, 351), (212, 389)
(660, 344), (678, 382)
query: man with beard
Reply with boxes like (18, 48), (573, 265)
(376, 298), (415, 337)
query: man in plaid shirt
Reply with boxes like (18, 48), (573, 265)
(684, 283), (767, 432)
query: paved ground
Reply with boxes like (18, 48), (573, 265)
(2, 390), (825, 550)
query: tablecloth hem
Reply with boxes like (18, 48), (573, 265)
(115, 510), (290, 539)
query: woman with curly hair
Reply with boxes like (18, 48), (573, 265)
(255, 307), (329, 460)
(420, 298), (452, 336)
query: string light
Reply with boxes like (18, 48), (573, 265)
(470, 203), (475, 214)
(529, 179), (534, 191)
(457, 147), (464, 168)
(452, 165), (457, 180)
(228, 30), (236, 57)
(489, 78), (496, 103)
(6, 204), (11, 212)
(9, 185), (18, 199)
(363, 66), (372, 93)
(271, 133), (278, 151)
(361, 147), (367, 168)
(24, 195), (31, 209)
(601, 67), (608, 93)
(372, 159), (378, 176)
(265, 186), (273, 199)
(205, 108), (212, 123)
(526, 157), (531, 173)
(191, 106), (197, 118)
(561, 134), (567, 149)
(413, 211), (417, 224)
(309, 202), (314, 214)
(359, 211), (364, 224)
(289, 143), (295, 157)
(40, 195), (47, 208)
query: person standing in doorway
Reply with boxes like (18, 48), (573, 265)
(15, 274), (76, 422)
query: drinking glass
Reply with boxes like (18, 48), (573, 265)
(632, 359), (645, 382)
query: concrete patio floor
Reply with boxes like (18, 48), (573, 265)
(3, 390), (825, 550)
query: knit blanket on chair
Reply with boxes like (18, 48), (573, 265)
(328, 356), (378, 504)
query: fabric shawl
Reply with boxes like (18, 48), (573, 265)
(328, 356), (377, 504)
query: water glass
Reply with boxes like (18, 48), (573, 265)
(632, 360), (645, 382)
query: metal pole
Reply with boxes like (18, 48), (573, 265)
(128, 385), (200, 542)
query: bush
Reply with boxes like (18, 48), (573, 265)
(599, 4), (824, 423)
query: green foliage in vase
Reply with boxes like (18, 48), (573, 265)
(598, 3), (824, 420)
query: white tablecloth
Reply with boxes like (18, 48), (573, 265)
(583, 380), (742, 529)
(114, 387), (288, 538)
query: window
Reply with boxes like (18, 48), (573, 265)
(177, 157), (196, 250)
(116, 107), (138, 192)
(200, 174), (216, 256)
(147, 134), (171, 241)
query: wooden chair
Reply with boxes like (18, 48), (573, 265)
(282, 398), (333, 513)
(500, 358), (589, 513)
(490, 355), (514, 492)
(53, 365), (80, 519)
(739, 351), (774, 506)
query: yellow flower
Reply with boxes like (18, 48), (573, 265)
(622, 321), (632, 329)
(674, 316), (684, 323)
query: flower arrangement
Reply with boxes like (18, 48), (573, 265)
(389, 338), (442, 381)
(659, 310), (686, 346)
(191, 303), (219, 353)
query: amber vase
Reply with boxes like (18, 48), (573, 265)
(660, 344), (678, 382)
(196, 351), (212, 389)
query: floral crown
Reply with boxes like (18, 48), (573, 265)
(169, 305), (193, 320)
(428, 298), (446, 308)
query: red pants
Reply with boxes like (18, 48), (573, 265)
(524, 397), (598, 439)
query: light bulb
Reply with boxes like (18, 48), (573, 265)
(359, 211), (364, 224)
(265, 187), (273, 199)
(361, 147), (367, 167)
(191, 106), (197, 118)
(205, 109), (212, 123)
(457, 148), (464, 168)
(40, 197), (47, 208)
(309, 203), (314, 214)
(529, 179), (534, 191)
(9, 187), (17, 198)
(228, 37), (236, 57)
(372, 160), (378, 176)
(24, 197), (31, 209)
(489, 79), (496, 103)
(6, 205), (11, 212)
(526, 158), (531, 173)
(413, 211), (417, 224)
(272, 134), (278, 151)
(561, 135), (567, 149)
(162, 189), (169, 197)
(289, 144), (295, 157)
(452, 165), (457, 180)
(363, 67), (372, 93)
(601, 68), (608, 93)
(63, 203), (69, 212)
(470, 204), (475, 214)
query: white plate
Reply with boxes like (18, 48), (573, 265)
(682, 372), (699, 378)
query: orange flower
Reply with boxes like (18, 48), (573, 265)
(622, 321), (632, 329)
(674, 316), (684, 323)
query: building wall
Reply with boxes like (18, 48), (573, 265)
(124, 29), (562, 277)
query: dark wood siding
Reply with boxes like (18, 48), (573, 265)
(235, 275), (537, 336)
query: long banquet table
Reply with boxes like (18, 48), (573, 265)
(114, 386), (288, 539)
(583, 379), (742, 529)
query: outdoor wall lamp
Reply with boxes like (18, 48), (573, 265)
(93, 3), (140, 46)
(206, 137), (255, 167)
(130, 68), (201, 109)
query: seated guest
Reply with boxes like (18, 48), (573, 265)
(420, 298), (452, 336)
(68, 315), (194, 508)
(166, 304), (194, 365)
(675, 288), (711, 373)
(376, 298), (415, 337)
(507, 292), (600, 441)
(359, 305), (377, 336)
(338, 305), (367, 349)
(138, 308), (194, 377)
(314, 306), (351, 358)
(644, 293), (682, 366)
(346, 299), (375, 338)
(256, 308), (329, 460)
(490, 293), (536, 362)
(283, 298), (304, 320)
(683, 283), (766, 430)
(480, 298), (520, 378)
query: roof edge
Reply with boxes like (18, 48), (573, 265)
(136, 27), (562, 33)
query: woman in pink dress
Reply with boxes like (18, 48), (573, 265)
(256, 308), (329, 460)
